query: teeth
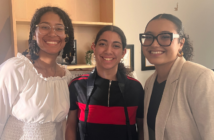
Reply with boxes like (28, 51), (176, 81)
(151, 51), (163, 54)
(46, 41), (57, 44)
(104, 58), (113, 61)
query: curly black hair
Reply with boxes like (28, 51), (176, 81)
(22, 6), (74, 63)
(94, 25), (133, 76)
(146, 13), (193, 61)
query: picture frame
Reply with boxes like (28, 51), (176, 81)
(70, 40), (77, 65)
(56, 40), (77, 65)
(124, 44), (134, 71)
(141, 46), (155, 71)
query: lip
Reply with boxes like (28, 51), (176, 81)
(148, 50), (165, 56)
(101, 56), (114, 62)
(44, 40), (60, 46)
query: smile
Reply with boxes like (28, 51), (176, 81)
(150, 51), (164, 54)
(103, 57), (114, 61)
(46, 41), (58, 45)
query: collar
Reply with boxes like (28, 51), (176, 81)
(167, 56), (186, 83)
(87, 68), (128, 99)
(150, 56), (186, 85)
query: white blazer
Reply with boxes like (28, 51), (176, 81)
(144, 57), (214, 140)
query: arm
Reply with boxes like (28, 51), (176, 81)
(137, 118), (144, 140)
(66, 80), (79, 140)
(65, 110), (78, 140)
(136, 82), (144, 140)
(188, 69), (214, 139)
(0, 59), (25, 137)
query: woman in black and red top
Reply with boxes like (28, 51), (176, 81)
(66, 25), (144, 140)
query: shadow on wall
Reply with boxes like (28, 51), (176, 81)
(0, 17), (13, 64)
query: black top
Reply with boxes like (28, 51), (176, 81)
(147, 78), (166, 131)
(69, 71), (144, 140)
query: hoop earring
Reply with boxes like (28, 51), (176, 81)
(177, 51), (184, 57)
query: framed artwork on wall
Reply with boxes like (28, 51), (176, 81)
(56, 40), (77, 65)
(70, 40), (77, 65)
(124, 44), (134, 71)
(141, 46), (155, 71)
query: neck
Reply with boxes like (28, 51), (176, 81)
(96, 66), (118, 81)
(36, 51), (58, 69)
(155, 59), (176, 83)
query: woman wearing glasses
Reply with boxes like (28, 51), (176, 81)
(140, 14), (214, 140)
(0, 7), (74, 139)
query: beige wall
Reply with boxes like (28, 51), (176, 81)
(1, 0), (214, 84)
(115, 0), (214, 86)
(0, 0), (13, 64)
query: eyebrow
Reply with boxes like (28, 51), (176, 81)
(98, 39), (122, 44)
(98, 39), (108, 42)
(144, 31), (172, 34)
(113, 41), (122, 44)
(144, 31), (153, 34)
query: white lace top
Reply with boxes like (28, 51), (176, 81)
(0, 53), (73, 139)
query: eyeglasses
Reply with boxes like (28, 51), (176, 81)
(139, 33), (180, 47)
(36, 23), (68, 37)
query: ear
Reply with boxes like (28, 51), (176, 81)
(33, 35), (36, 40)
(33, 33), (37, 40)
(179, 38), (185, 51)
(91, 42), (95, 53)
(122, 48), (127, 58)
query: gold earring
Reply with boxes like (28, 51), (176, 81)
(65, 34), (69, 42)
(177, 51), (184, 57)
(33, 50), (39, 56)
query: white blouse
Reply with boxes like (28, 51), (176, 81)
(0, 53), (73, 139)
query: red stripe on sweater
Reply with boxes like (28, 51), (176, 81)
(127, 76), (140, 83)
(80, 74), (90, 77)
(69, 77), (88, 86)
(77, 102), (138, 125)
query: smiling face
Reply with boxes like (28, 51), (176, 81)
(142, 19), (184, 66)
(34, 12), (66, 56)
(92, 31), (126, 72)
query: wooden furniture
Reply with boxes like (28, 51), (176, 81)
(11, 0), (114, 70)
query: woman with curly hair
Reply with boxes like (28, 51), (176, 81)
(140, 13), (214, 140)
(0, 6), (74, 140)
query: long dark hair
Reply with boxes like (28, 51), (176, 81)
(22, 6), (74, 63)
(146, 14), (193, 60)
(94, 25), (133, 75)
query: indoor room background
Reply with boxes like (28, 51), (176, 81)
(0, 0), (213, 86)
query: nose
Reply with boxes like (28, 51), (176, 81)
(105, 44), (112, 54)
(151, 38), (159, 46)
(48, 27), (57, 36)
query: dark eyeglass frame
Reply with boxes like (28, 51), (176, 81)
(139, 33), (180, 47)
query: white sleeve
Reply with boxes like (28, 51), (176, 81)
(0, 58), (25, 137)
(188, 69), (214, 140)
